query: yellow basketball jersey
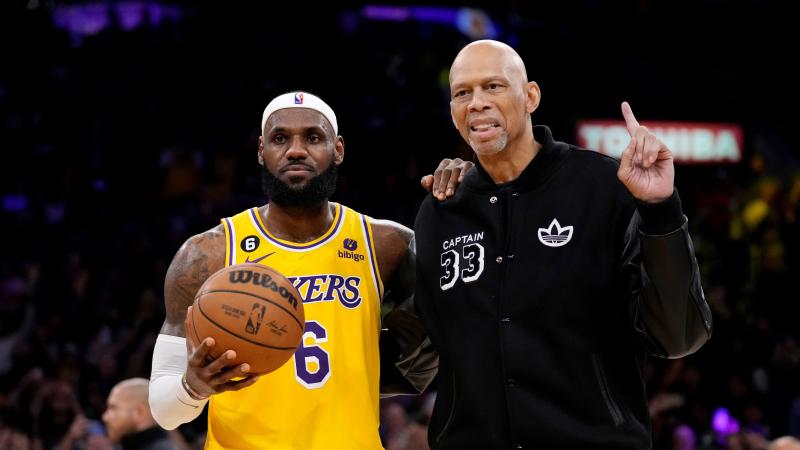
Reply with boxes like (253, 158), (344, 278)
(206, 203), (385, 450)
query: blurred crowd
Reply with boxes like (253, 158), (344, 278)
(1, 2), (798, 449)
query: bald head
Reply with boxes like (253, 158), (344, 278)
(103, 378), (155, 443)
(112, 378), (150, 404)
(770, 437), (800, 450)
(450, 40), (528, 86)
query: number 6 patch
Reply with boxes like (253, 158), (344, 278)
(240, 235), (260, 253)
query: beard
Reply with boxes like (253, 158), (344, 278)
(261, 162), (338, 207)
(468, 133), (508, 156)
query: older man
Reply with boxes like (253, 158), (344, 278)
(413, 39), (712, 449)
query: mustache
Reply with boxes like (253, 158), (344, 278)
(280, 162), (314, 172)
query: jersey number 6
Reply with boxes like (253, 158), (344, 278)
(294, 320), (331, 389)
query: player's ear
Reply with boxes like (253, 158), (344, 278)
(134, 403), (148, 421)
(258, 135), (265, 166)
(525, 81), (541, 114)
(334, 136), (345, 165)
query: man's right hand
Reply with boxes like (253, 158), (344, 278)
(183, 306), (260, 398)
(420, 158), (474, 201)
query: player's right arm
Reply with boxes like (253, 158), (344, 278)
(150, 225), (258, 430)
(161, 226), (226, 336)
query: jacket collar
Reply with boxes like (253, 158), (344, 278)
(464, 125), (570, 193)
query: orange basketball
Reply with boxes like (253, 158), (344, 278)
(189, 263), (305, 374)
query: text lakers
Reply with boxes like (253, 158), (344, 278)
(287, 274), (364, 308)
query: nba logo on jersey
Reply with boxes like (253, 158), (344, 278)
(294, 92), (304, 104)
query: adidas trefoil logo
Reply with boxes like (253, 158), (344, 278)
(538, 219), (573, 247)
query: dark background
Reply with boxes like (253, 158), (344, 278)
(1, 1), (798, 449)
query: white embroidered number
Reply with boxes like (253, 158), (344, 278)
(440, 244), (485, 290)
(460, 243), (484, 283)
(439, 250), (459, 290)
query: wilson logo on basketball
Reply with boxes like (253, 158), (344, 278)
(229, 270), (299, 310)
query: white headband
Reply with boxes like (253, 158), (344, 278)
(260, 91), (338, 135)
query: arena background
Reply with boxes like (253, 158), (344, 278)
(1, 1), (798, 449)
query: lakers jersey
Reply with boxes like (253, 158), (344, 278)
(206, 203), (384, 450)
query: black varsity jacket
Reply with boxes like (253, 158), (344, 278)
(413, 125), (712, 449)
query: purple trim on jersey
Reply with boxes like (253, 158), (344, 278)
(249, 206), (343, 250)
(361, 215), (382, 299)
(224, 217), (234, 266)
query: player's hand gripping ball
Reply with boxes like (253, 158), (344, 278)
(188, 263), (304, 374)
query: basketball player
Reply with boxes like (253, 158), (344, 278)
(413, 40), (712, 448)
(148, 91), (443, 450)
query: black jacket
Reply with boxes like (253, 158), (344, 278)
(413, 126), (712, 449)
(119, 426), (177, 450)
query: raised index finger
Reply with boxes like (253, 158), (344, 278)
(621, 101), (639, 136)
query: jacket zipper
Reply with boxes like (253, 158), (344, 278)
(592, 353), (625, 427)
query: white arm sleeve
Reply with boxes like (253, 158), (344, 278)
(149, 334), (208, 430)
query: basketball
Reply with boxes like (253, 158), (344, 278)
(189, 263), (305, 374)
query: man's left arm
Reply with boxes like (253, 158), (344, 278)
(616, 101), (712, 358)
(370, 220), (438, 396)
(622, 191), (712, 358)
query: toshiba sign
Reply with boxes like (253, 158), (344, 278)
(576, 120), (743, 163)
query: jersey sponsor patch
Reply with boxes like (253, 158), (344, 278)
(338, 238), (365, 261)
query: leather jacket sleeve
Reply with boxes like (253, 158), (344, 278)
(379, 236), (439, 396)
(622, 190), (713, 358)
